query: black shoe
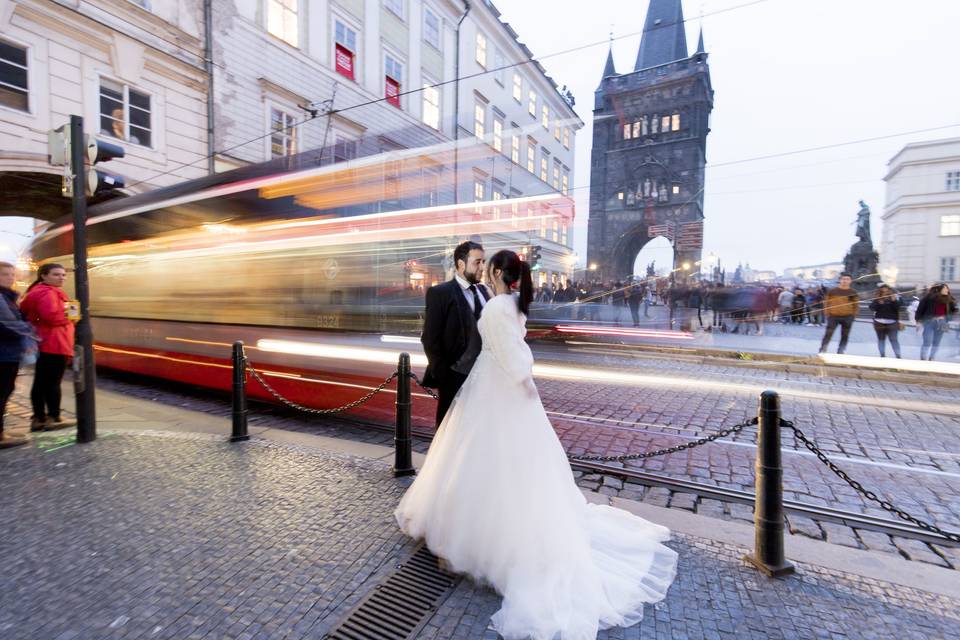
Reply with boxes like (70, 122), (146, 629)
(30, 417), (47, 432)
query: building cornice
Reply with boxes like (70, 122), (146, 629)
(884, 153), (960, 182)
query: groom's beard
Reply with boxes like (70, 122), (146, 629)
(463, 270), (482, 285)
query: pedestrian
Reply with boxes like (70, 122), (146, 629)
(818, 273), (859, 354)
(915, 283), (957, 361)
(791, 287), (806, 324)
(19, 263), (77, 432)
(626, 281), (642, 327)
(688, 284), (704, 329)
(777, 287), (794, 323)
(869, 284), (904, 358)
(611, 281), (626, 326)
(805, 287), (823, 326)
(0, 262), (34, 448)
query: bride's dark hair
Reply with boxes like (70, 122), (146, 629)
(488, 249), (533, 315)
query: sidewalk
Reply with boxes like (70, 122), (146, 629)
(1, 387), (958, 639)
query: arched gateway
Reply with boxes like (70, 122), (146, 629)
(586, 0), (712, 282)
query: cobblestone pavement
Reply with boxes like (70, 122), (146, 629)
(1, 431), (958, 640)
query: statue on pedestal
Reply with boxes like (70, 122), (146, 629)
(843, 200), (880, 289)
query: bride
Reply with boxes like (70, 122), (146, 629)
(395, 249), (677, 639)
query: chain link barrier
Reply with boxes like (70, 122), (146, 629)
(567, 417), (759, 463)
(245, 360), (398, 415)
(781, 418), (960, 544)
(408, 371), (440, 400)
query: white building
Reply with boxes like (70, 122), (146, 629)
(0, 0), (210, 223)
(881, 137), (960, 290)
(783, 262), (844, 281)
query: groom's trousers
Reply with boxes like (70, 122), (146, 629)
(435, 372), (467, 427)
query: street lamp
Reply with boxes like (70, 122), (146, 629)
(589, 263), (598, 271)
(682, 261), (691, 271)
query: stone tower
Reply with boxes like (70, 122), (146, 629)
(587, 0), (713, 281)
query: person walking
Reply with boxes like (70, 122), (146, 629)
(791, 287), (806, 324)
(869, 284), (904, 358)
(0, 262), (34, 447)
(818, 273), (860, 354)
(19, 263), (76, 432)
(777, 287), (794, 323)
(915, 283), (957, 361)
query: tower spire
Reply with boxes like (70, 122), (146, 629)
(634, 0), (689, 71)
(696, 27), (705, 54)
(598, 31), (617, 88)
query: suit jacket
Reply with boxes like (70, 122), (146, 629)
(420, 278), (490, 387)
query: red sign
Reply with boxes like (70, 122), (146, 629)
(675, 221), (704, 250)
(335, 44), (354, 80)
(648, 221), (675, 241)
(385, 76), (400, 107)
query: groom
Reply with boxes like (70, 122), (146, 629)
(420, 241), (489, 427)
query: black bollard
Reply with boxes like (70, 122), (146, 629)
(230, 341), (249, 442)
(744, 390), (794, 577)
(393, 353), (416, 477)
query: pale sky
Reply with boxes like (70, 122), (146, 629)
(496, 0), (960, 274)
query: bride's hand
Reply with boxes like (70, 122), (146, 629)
(523, 377), (538, 398)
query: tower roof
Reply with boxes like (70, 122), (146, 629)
(634, 0), (689, 70)
(696, 27), (705, 54)
(600, 44), (617, 85)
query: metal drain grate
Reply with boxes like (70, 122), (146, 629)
(325, 545), (458, 640)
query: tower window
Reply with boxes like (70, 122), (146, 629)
(661, 115), (671, 132)
(632, 121), (640, 138)
(623, 124), (631, 140)
(671, 113), (680, 131)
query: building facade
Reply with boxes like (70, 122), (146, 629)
(0, 0), (210, 223)
(586, 0), (712, 282)
(880, 137), (960, 290)
(783, 262), (844, 281)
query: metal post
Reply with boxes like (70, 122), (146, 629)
(70, 115), (96, 443)
(393, 353), (415, 477)
(744, 390), (795, 577)
(230, 341), (249, 442)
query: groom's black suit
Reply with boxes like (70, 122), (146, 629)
(420, 278), (490, 426)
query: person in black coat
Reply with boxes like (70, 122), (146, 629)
(420, 241), (490, 426)
(0, 262), (32, 448)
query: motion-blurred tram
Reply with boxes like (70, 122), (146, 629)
(27, 142), (576, 429)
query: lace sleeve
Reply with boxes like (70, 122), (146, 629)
(482, 296), (534, 384)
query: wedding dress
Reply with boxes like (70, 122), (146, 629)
(395, 293), (677, 639)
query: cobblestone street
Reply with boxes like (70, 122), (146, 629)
(2, 429), (958, 640)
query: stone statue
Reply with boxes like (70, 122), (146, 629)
(855, 200), (871, 243)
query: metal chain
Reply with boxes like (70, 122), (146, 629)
(408, 371), (439, 400)
(245, 360), (398, 415)
(781, 418), (960, 544)
(568, 417), (758, 463)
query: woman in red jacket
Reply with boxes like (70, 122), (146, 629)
(19, 263), (76, 431)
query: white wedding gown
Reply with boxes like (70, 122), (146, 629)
(395, 293), (677, 639)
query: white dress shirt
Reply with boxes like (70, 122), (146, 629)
(455, 274), (487, 314)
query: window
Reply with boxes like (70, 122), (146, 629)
(492, 189), (503, 217)
(422, 80), (440, 130)
(540, 149), (549, 182)
(335, 20), (358, 80)
(526, 138), (536, 173)
(947, 171), (960, 192)
(474, 178), (485, 204)
(494, 49), (505, 85)
(941, 257), (957, 282)
(561, 172), (569, 195)
(493, 117), (503, 152)
(423, 167), (440, 207)
(671, 113), (680, 131)
(623, 124), (631, 140)
(333, 134), (357, 162)
(474, 101), (485, 139)
(528, 90), (536, 117)
(270, 107), (297, 158)
(942, 214), (960, 236)
(384, 0), (403, 19)
(617, 191), (624, 200)
(475, 32), (487, 68)
(541, 105), (549, 130)
(385, 54), (403, 108)
(0, 40), (28, 112)
(554, 124), (561, 141)
(552, 161), (560, 190)
(99, 79), (151, 146)
(562, 127), (570, 149)
(672, 183), (680, 195)
(423, 6), (440, 49)
(651, 115), (659, 134)
(512, 73), (522, 102)
(561, 222), (568, 246)
(511, 131), (520, 163)
(641, 116), (649, 135)
(661, 115), (671, 132)
(632, 121), (640, 138)
(267, 0), (298, 46)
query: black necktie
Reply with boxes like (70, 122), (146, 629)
(468, 284), (482, 321)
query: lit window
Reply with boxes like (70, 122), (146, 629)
(947, 171), (960, 192)
(512, 73), (522, 101)
(474, 179), (485, 204)
(562, 127), (570, 149)
(511, 132), (520, 163)
(941, 257), (957, 281)
(474, 102), (485, 138)
(475, 31), (487, 68)
(540, 151), (549, 182)
(492, 190), (503, 218)
(661, 115), (670, 132)
(384, 0), (403, 19)
(422, 80), (440, 130)
(562, 173), (569, 195)
(99, 79), (152, 147)
(527, 138), (536, 173)
(267, 0), (298, 46)
(617, 191), (624, 200)
(0, 40), (29, 112)
(554, 124), (561, 141)
(385, 54), (403, 108)
(423, 6), (440, 49)
(541, 105), (549, 130)
(623, 124), (631, 140)
(528, 90), (536, 117)
(672, 184), (680, 195)
(493, 117), (503, 152)
(335, 20), (358, 80)
(672, 113), (680, 131)
(561, 222), (568, 246)
(941, 214), (960, 236)
(552, 163), (560, 190)
(494, 49), (505, 85)
(270, 107), (297, 158)
(632, 121), (640, 138)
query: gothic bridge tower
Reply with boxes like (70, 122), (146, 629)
(587, 0), (713, 281)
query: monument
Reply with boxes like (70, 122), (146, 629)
(843, 200), (880, 289)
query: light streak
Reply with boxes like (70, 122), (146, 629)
(818, 353), (960, 377)
(256, 339), (429, 368)
(554, 325), (695, 340)
(380, 335), (422, 345)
